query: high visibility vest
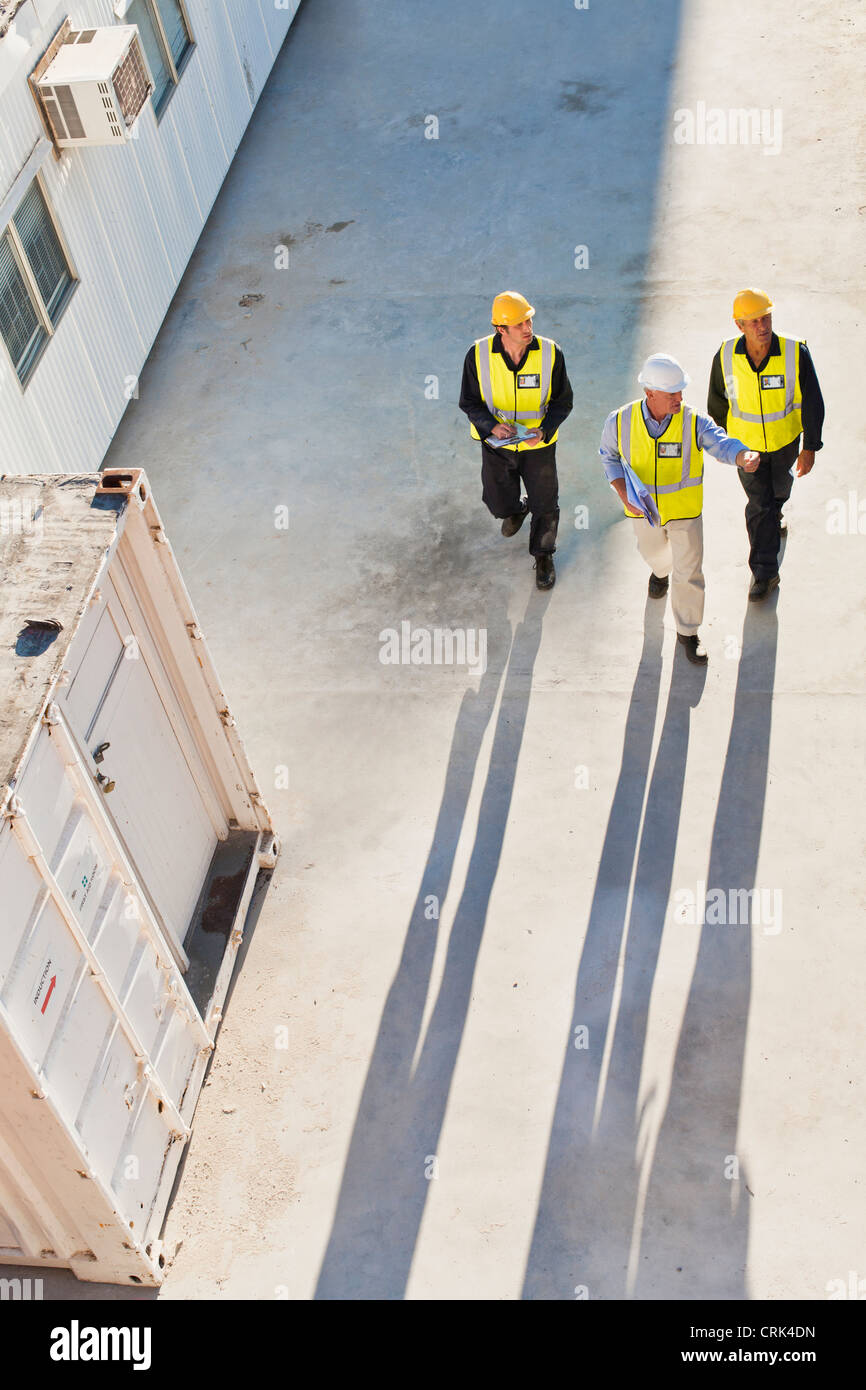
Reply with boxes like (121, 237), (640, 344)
(470, 335), (560, 450)
(720, 335), (802, 452)
(616, 400), (703, 525)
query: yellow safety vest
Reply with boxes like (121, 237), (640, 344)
(470, 335), (560, 450)
(719, 335), (802, 452)
(616, 400), (703, 525)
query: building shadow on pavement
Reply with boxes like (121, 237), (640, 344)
(315, 588), (548, 1299)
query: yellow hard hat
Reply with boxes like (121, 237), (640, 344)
(491, 291), (535, 326)
(733, 288), (773, 321)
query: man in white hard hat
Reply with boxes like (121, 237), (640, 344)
(459, 291), (573, 590)
(599, 353), (760, 664)
(707, 289), (825, 600)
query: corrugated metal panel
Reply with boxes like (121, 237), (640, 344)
(256, 0), (301, 55)
(184, 0), (251, 161)
(220, 0), (274, 107)
(0, 0), (296, 477)
(12, 310), (116, 473)
(154, 60), (223, 224)
(127, 109), (202, 283)
(0, 1), (50, 190)
(39, 150), (152, 408)
(0, 359), (65, 469)
(49, 138), (177, 347)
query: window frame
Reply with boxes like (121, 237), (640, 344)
(0, 171), (78, 392)
(128, 0), (196, 122)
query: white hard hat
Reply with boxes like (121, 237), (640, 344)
(638, 353), (690, 392)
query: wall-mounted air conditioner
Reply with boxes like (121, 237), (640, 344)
(34, 25), (153, 147)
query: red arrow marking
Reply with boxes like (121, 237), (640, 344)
(41, 975), (56, 1015)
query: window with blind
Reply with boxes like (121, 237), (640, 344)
(126, 0), (193, 118)
(0, 179), (76, 388)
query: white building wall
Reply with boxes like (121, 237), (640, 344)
(0, 0), (301, 475)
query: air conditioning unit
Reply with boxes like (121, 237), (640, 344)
(35, 25), (153, 147)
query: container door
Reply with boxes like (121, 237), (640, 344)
(59, 583), (217, 952)
(0, 717), (210, 1264)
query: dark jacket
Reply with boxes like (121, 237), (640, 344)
(459, 334), (573, 444)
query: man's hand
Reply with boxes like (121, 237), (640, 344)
(611, 477), (644, 518)
(796, 448), (815, 477)
(491, 422), (517, 440)
(523, 428), (546, 447)
(736, 449), (760, 473)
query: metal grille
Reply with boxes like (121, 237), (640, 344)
(53, 85), (86, 140)
(97, 80), (123, 137)
(41, 96), (68, 143)
(112, 39), (151, 125)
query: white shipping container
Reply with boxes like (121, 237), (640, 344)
(0, 467), (279, 1284)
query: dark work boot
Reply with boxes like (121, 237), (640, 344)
(749, 573), (780, 602)
(677, 633), (708, 665)
(648, 572), (669, 598)
(535, 554), (555, 590)
(501, 501), (529, 537)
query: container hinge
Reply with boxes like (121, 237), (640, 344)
(219, 708), (236, 728)
(258, 834), (280, 868)
(186, 623), (203, 640)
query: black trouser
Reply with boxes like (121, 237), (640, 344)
(480, 441), (559, 556)
(737, 437), (798, 580)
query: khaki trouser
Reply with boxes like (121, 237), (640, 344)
(632, 514), (704, 635)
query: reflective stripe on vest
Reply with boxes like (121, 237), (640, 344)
(616, 401), (703, 525)
(470, 335), (559, 447)
(721, 335), (802, 450)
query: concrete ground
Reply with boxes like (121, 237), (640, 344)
(22, 0), (866, 1299)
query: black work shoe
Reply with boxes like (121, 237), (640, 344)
(748, 573), (780, 602)
(677, 633), (708, 665)
(648, 572), (669, 598)
(535, 554), (555, 590)
(501, 503), (528, 537)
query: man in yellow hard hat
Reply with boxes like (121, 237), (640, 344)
(459, 291), (572, 590)
(707, 289), (825, 600)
